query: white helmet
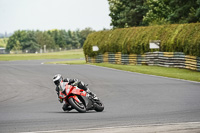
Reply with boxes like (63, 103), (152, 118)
(53, 74), (63, 86)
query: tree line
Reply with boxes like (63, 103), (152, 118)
(108, 0), (200, 28)
(6, 28), (94, 53)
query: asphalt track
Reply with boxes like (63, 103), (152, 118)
(0, 59), (200, 133)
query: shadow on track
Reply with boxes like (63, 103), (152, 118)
(47, 110), (97, 114)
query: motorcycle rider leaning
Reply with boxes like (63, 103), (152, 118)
(53, 74), (97, 111)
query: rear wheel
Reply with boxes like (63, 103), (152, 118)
(68, 97), (86, 113)
(94, 100), (104, 112)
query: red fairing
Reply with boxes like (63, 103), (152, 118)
(68, 95), (80, 103)
(59, 91), (66, 99)
(65, 84), (71, 95)
(65, 84), (87, 97)
(71, 87), (87, 96)
(57, 83), (87, 103)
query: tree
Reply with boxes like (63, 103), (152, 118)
(6, 30), (26, 52)
(12, 40), (21, 53)
(6, 28), (94, 53)
(197, 0), (200, 19)
(143, 0), (172, 25)
(108, 0), (147, 28)
(108, 0), (200, 27)
(57, 30), (68, 48)
(168, 0), (200, 23)
(65, 30), (80, 49)
(47, 30), (60, 47)
(21, 31), (40, 53)
(47, 30), (69, 49)
(79, 28), (95, 47)
(36, 31), (56, 50)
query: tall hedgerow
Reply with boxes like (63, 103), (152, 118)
(83, 23), (200, 57)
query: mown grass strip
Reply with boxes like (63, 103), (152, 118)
(92, 63), (200, 82)
(0, 49), (84, 61)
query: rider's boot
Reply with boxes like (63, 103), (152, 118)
(62, 103), (73, 111)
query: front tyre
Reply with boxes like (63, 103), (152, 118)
(68, 97), (86, 113)
(94, 100), (104, 112)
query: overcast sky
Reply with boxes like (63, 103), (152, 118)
(0, 0), (111, 33)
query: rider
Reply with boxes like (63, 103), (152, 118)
(53, 74), (97, 111)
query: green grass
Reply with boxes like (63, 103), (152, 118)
(0, 38), (8, 48)
(0, 49), (84, 61)
(1, 49), (199, 82)
(92, 63), (200, 82)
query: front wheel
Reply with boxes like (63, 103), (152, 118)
(94, 100), (104, 112)
(68, 97), (86, 113)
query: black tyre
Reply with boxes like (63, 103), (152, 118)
(94, 100), (104, 112)
(68, 97), (86, 113)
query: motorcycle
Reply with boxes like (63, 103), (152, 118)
(58, 83), (104, 113)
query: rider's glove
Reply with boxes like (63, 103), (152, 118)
(72, 79), (78, 86)
(59, 98), (63, 103)
(74, 79), (78, 82)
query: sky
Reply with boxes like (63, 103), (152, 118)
(0, 0), (111, 33)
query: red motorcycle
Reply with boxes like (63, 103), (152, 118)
(58, 83), (104, 113)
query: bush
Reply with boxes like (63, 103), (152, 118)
(83, 23), (200, 57)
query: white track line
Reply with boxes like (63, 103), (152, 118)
(41, 62), (68, 65)
(20, 122), (200, 133)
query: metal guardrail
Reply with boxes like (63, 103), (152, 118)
(86, 52), (200, 71)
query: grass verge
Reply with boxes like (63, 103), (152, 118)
(92, 63), (200, 82)
(0, 49), (84, 61)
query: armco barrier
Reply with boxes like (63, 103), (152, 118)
(108, 53), (115, 63)
(129, 54), (137, 65)
(86, 52), (200, 72)
(103, 52), (109, 63)
(115, 52), (122, 64)
(197, 57), (200, 71)
(121, 54), (129, 64)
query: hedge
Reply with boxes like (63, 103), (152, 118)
(83, 23), (200, 57)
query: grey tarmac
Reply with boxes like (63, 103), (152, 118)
(0, 59), (200, 133)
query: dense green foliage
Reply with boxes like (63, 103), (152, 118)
(83, 23), (200, 57)
(108, 0), (147, 28)
(6, 28), (94, 53)
(108, 0), (200, 28)
(0, 38), (8, 48)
